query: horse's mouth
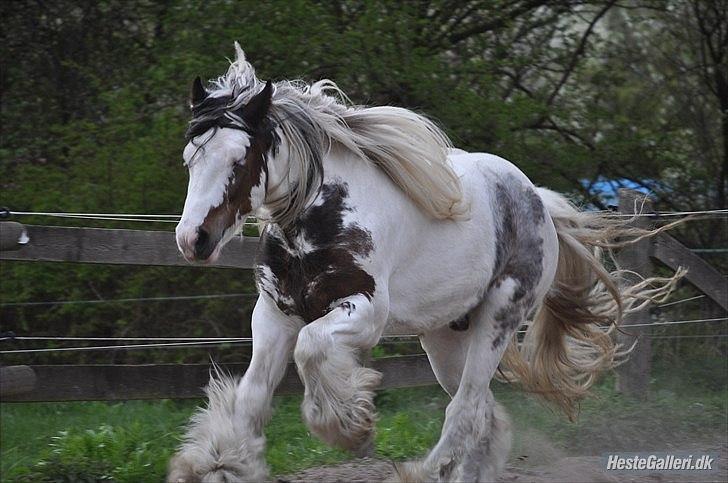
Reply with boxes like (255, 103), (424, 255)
(179, 234), (223, 264)
(185, 245), (222, 264)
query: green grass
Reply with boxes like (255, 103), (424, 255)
(0, 399), (190, 482)
(0, 389), (448, 482)
(2, 358), (725, 482)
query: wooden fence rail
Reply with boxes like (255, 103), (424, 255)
(1, 220), (723, 310)
(0, 355), (436, 402)
(0, 224), (258, 269)
(653, 233), (727, 310)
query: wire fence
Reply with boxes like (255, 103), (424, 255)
(4, 210), (260, 226)
(657, 294), (706, 308)
(0, 288), (716, 309)
(2, 316), (725, 354)
(648, 334), (728, 340)
(1, 209), (725, 355)
(4, 208), (728, 227)
(8, 208), (728, 219)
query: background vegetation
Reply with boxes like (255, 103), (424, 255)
(1, 1), (725, 362)
(0, 1), (725, 481)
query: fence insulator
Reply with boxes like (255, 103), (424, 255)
(0, 222), (29, 251)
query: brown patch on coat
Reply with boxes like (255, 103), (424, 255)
(255, 182), (376, 323)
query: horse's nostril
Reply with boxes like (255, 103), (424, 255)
(196, 227), (209, 246)
(194, 227), (210, 258)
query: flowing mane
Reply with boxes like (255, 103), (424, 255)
(194, 43), (466, 226)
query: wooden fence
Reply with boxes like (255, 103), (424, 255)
(0, 355), (436, 402)
(0, 189), (726, 402)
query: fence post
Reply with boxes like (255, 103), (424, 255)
(615, 189), (654, 398)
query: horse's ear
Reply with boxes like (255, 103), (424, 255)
(190, 76), (207, 108)
(242, 80), (273, 127)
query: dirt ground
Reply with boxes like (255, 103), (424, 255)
(277, 444), (727, 483)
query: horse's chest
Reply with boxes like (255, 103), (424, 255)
(254, 182), (376, 323)
(256, 245), (370, 322)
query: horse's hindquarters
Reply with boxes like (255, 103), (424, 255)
(384, 152), (558, 336)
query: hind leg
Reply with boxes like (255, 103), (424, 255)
(420, 325), (469, 397)
(399, 323), (511, 481)
(397, 281), (531, 482)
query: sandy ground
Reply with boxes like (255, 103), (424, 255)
(277, 444), (727, 483)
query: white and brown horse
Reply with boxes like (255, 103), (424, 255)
(169, 43), (680, 482)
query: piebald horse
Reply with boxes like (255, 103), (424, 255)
(169, 44), (680, 482)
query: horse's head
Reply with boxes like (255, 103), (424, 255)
(175, 71), (275, 263)
(177, 43), (335, 262)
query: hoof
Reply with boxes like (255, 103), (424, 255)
(392, 460), (422, 483)
(167, 436), (268, 483)
(392, 456), (455, 483)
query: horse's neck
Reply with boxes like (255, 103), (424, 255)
(320, 147), (414, 216)
(270, 147), (405, 246)
(321, 145), (381, 185)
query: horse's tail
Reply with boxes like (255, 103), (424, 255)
(499, 188), (685, 420)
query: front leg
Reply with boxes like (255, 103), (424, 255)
(168, 294), (303, 483)
(294, 292), (388, 456)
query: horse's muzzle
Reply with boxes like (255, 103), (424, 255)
(176, 225), (220, 263)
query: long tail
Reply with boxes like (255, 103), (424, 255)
(499, 188), (686, 420)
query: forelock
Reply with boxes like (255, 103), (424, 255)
(186, 47), (263, 142)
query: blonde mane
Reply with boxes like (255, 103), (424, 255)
(205, 43), (467, 226)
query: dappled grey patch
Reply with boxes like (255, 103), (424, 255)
(449, 313), (470, 331)
(488, 175), (546, 349)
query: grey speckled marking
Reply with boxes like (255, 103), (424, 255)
(489, 175), (546, 349)
(449, 313), (470, 331)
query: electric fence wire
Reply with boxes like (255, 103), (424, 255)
(6, 208), (728, 223)
(2, 317), (725, 354)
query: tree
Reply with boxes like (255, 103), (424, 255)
(0, 0), (721, 363)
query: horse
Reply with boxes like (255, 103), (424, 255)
(168, 43), (682, 483)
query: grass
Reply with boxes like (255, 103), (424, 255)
(0, 390), (446, 482)
(1, 357), (725, 482)
(0, 399), (189, 482)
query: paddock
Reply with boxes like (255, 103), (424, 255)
(0, 189), (726, 481)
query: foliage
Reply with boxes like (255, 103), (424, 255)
(0, 1), (725, 360)
(0, 399), (188, 482)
